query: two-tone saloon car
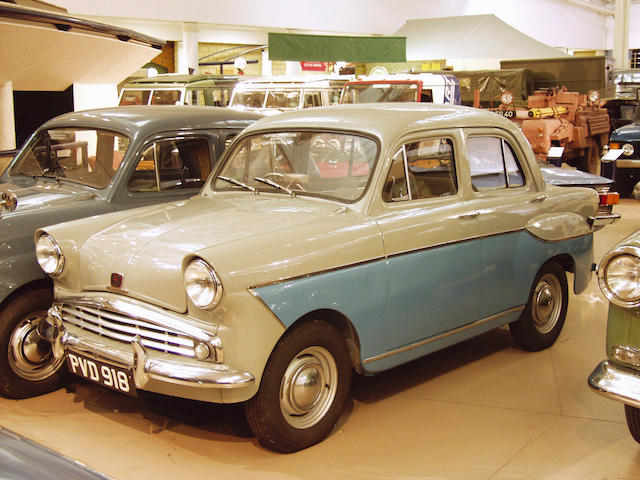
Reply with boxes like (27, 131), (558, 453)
(0, 106), (261, 399)
(36, 104), (614, 452)
(589, 231), (640, 444)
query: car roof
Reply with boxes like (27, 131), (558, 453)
(40, 106), (263, 139)
(241, 103), (520, 140)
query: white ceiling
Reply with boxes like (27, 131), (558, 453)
(48, 0), (640, 51)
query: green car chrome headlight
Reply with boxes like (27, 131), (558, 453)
(598, 245), (640, 307)
(184, 258), (223, 309)
(35, 233), (65, 277)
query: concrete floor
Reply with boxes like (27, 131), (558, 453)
(2, 200), (640, 479)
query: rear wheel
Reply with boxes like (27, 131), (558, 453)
(509, 263), (568, 351)
(0, 288), (67, 398)
(244, 319), (351, 453)
(625, 405), (640, 444)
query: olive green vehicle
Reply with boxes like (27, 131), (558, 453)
(590, 231), (640, 444)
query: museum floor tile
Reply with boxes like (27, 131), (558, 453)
(2, 200), (640, 480)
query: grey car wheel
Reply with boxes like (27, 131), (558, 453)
(0, 287), (68, 398)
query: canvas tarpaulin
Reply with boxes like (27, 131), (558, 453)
(268, 32), (406, 63)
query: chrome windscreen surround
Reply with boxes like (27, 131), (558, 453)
(598, 244), (640, 307)
(53, 296), (222, 363)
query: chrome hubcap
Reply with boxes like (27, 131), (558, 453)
(8, 313), (63, 381)
(280, 346), (338, 429)
(532, 273), (562, 334)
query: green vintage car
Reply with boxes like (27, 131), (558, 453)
(590, 232), (640, 444)
(35, 104), (617, 452)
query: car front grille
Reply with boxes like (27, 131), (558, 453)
(60, 303), (196, 357)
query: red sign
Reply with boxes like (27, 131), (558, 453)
(300, 61), (328, 72)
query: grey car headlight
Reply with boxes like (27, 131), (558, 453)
(598, 245), (640, 307)
(184, 258), (222, 309)
(35, 233), (65, 277)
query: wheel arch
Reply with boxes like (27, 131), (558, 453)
(288, 309), (364, 374)
(0, 278), (53, 315)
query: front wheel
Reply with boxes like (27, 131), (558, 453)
(244, 319), (351, 453)
(626, 405), (640, 444)
(0, 288), (67, 398)
(509, 263), (568, 351)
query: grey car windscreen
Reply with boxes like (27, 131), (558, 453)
(11, 128), (130, 189)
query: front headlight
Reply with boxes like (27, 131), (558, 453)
(184, 258), (222, 309)
(35, 233), (65, 277)
(598, 245), (640, 307)
(623, 143), (634, 156)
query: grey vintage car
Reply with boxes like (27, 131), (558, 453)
(35, 103), (616, 452)
(0, 106), (261, 398)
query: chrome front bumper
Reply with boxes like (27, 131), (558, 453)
(46, 302), (254, 391)
(588, 360), (640, 409)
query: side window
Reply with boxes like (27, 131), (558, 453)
(303, 91), (322, 108)
(128, 137), (213, 192)
(468, 136), (525, 191)
(383, 138), (456, 203)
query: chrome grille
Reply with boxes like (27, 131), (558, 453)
(61, 303), (196, 357)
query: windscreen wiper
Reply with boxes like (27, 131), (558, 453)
(217, 175), (256, 193)
(254, 176), (295, 197)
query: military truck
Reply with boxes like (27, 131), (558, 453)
(491, 87), (610, 175)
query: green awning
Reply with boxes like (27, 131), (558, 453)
(268, 33), (406, 63)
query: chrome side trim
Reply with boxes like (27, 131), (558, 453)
(247, 288), (287, 328)
(363, 306), (524, 365)
(588, 360), (640, 409)
(249, 223), (592, 292)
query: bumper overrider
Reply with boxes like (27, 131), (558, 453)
(588, 360), (640, 409)
(43, 295), (254, 392)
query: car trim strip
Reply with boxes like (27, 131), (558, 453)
(362, 305), (525, 365)
(248, 226), (589, 292)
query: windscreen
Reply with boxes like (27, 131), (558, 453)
(11, 128), (130, 189)
(340, 83), (419, 103)
(213, 131), (378, 203)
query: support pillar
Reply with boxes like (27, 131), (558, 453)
(262, 49), (272, 76)
(285, 61), (301, 76)
(0, 81), (15, 151)
(614, 0), (630, 70)
(178, 22), (199, 74)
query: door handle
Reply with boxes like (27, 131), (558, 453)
(458, 211), (481, 220)
(530, 194), (548, 203)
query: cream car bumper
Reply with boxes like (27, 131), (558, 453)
(45, 301), (254, 392)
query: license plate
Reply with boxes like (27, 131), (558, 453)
(66, 352), (136, 396)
